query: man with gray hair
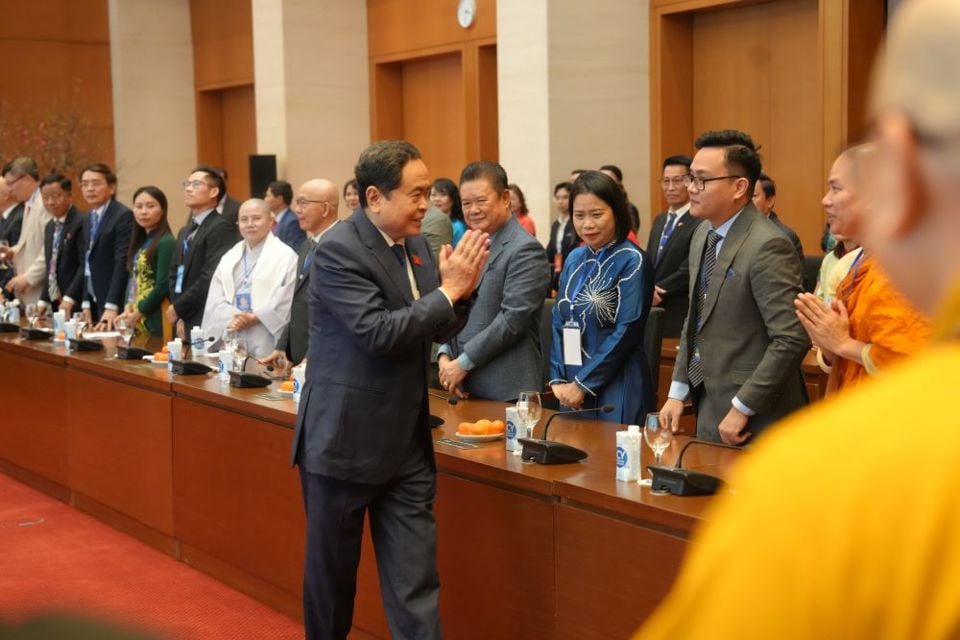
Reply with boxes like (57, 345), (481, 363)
(1, 158), (51, 305)
(637, 1), (960, 636)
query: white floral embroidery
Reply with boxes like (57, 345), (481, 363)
(558, 245), (644, 359)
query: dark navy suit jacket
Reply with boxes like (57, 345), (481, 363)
(82, 198), (133, 311)
(291, 209), (471, 484)
(275, 208), (306, 252)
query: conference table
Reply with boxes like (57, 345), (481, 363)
(0, 330), (742, 639)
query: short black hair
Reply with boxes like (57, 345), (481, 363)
(40, 173), (72, 191)
(662, 155), (692, 171)
(569, 171), (632, 244)
(6, 157), (39, 180)
(192, 164), (227, 201)
(554, 181), (572, 196)
(694, 129), (762, 195)
(267, 180), (293, 205)
(598, 164), (623, 182)
(355, 140), (421, 209)
(430, 178), (464, 223)
(756, 172), (776, 198)
(80, 163), (118, 186)
(460, 160), (509, 193)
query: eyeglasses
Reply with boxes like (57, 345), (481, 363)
(660, 176), (689, 188)
(183, 180), (213, 190)
(295, 197), (331, 208)
(684, 175), (744, 191)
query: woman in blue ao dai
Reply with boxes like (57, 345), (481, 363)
(549, 171), (655, 424)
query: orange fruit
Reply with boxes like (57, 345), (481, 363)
(154, 352), (168, 362)
(280, 380), (294, 392)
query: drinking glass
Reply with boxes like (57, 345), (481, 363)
(116, 317), (134, 346)
(233, 338), (248, 373)
(516, 391), (542, 440)
(642, 413), (673, 493)
(269, 353), (289, 380)
(76, 319), (87, 339)
(0, 239), (10, 269)
(221, 329), (238, 354)
(24, 303), (38, 328)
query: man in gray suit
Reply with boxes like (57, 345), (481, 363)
(419, 204), (453, 264)
(660, 130), (809, 444)
(262, 178), (339, 367)
(437, 161), (550, 401)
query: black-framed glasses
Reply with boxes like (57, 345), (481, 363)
(684, 175), (744, 191)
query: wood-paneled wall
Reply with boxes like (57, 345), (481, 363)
(367, 0), (498, 182)
(190, 0), (256, 200)
(0, 0), (114, 172)
(650, 0), (885, 253)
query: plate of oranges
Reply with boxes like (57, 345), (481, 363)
(455, 419), (506, 442)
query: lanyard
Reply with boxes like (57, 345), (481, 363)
(240, 246), (255, 289)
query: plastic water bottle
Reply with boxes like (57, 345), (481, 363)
(616, 424), (641, 482)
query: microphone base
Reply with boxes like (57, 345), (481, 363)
(647, 465), (723, 496)
(518, 438), (588, 465)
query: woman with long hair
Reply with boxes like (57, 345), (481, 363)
(429, 178), (466, 246)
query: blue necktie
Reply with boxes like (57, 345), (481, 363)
(656, 212), (678, 266)
(391, 244), (406, 267)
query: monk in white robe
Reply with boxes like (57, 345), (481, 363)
(201, 199), (297, 358)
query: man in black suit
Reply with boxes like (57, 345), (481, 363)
(0, 169), (24, 296)
(265, 179), (306, 252)
(545, 181), (579, 292)
(214, 166), (242, 226)
(600, 164), (644, 237)
(753, 172), (804, 258)
(291, 141), (488, 640)
(166, 165), (239, 339)
(262, 178), (339, 367)
(77, 164), (133, 329)
(646, 155), (704, 337)
(37, 174), (84, 313)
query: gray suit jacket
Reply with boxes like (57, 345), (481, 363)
(441, 216), (550, 401)
(419, 205), (453, 265)
(674, 204), (810, 442)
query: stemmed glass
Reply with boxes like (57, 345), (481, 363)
(0, 239), (10, 270)
(115, 317), (135, 346)
(516, 391), (542, 440)
(233, 338), (248, 373)
(24, 303), (38, 328)
(641, 412), (673, 493)
(221, 329), (238, 354)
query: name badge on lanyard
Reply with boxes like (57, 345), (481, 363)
(235, 292), (252, 312)
(562, 320), (583, 366)
(174, 265), (185, 294)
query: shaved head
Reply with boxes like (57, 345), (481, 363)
(865, 0), (960, 315)
(295, 178), (340, 235)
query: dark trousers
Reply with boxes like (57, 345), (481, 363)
(299, 438), (442, 640)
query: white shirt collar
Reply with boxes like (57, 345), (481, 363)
(668, 202), (691, 218)
(192, 208), (216, 227)
(310, 219), (337, 243)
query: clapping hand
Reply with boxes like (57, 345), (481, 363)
(438, 230), (490, 303)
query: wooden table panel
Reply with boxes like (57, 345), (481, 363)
(172, 396), (305, 598)
(555, 504), (688, 640)
(65, 367), (174, 536)
(0, 342), (68, 484)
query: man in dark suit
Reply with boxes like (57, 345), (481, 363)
(660, 130), (809, 445)
(292, 141), (488, 640)
(166, 165), (239, 339)
(263, 178), (340, 367)
(753, 172), (804, 258)
(0, 170), (24, 295)
(646, 155), (704, 337)
(265, 180), (306, 252)
(211, 166), (241, 226)
(545, 181), (579, 292)
(600, 164), (644, 238)
(37, 174), (84, 313)
(77, 164), (133, 328)
(438, 161), (550, 401)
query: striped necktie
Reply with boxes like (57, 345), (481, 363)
(687, 229), (721, 388)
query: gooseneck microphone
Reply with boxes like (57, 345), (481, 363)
(519, 404), (615, 465)
(648, 439), (743, 496)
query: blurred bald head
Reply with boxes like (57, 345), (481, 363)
(866, 0), (960, 315)
(294, 178), (340, 236)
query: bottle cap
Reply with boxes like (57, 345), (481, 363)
(627, 424), (640, 434)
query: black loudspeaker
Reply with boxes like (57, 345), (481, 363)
(249, 154), (277, 198)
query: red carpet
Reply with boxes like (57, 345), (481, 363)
(0, 473), (305, 639)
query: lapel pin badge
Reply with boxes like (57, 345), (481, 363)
(411, 254), (423, 267)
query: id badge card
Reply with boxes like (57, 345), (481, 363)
(562, 320), (583, 366)
(235, 292), (252, 312)
(174, 265), (185, 294)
